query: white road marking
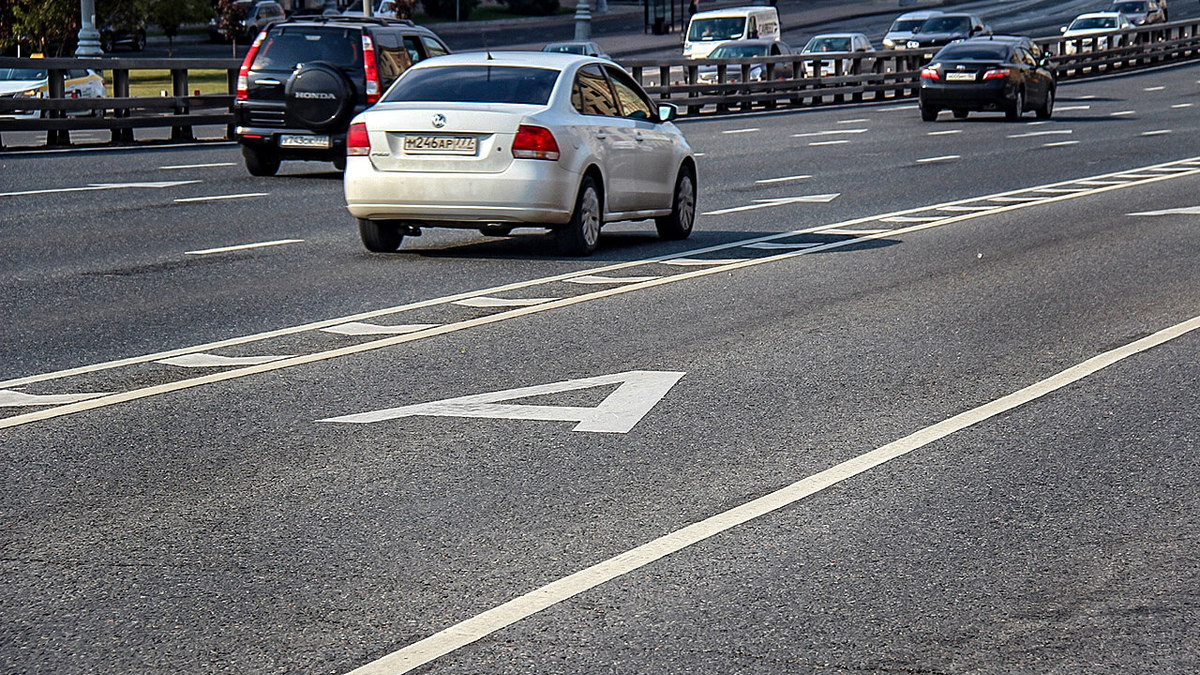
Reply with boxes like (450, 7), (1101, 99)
(722, 128), (759, 135)
(881, 216), (941, 223)
(1129, 206), (1200, 216)
(926, 130), (961, 136)
(321, 370), (685, 434)
(881, 104), (918, 111)
(659, 258), (749, 266)
(1079, 179), (1125, 186)
(838, 118), (868, 124)
(344, 314), (1200, 675)
(1055, 105), (1091, 111)
(453, 297), (557, 308)
(1111, 110), (1136, 116)
(0, 390), (110, 407)
(1077, 95), (1097, 100)
(1035, 187), (1088, 193)
(810, 140), (849, 146)
(702, 193), (840, 216)
(938, 205), (999, 212)
(157, 354), (294, 368)
(1116, 174), (1161, 179)
(791, 129), (868, 138)
(1142, 130), (1172, 136)
(174, 192), (269, 203)
(184, 239), (303, 255)
(1044, 141), (1080, 148)
(743, 242), (820, 250)
(564, 275), (662, 285)
(0, 180), (199, 198)
(755, 174), (811, 184)
(320, 323), (440, 336)
(917, 155), (959, 163)
(1172, 103), (1193, 109)
(159, 162), (237, 170)
(822, 228), (889, 235)
(693, 153), (706, 157)
(1008, 130), (1072, 138)
(989, 196), (1039, 203)
(1144, 86), (1165, 91)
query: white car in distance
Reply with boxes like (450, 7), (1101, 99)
(343, 52), (698, 256)
(1060, 12), (1135, 54)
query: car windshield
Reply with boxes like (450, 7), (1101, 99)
(251, 27), (363, 70)
(920, 16), (971, 33)
(0, 68), (47, 80)
(544, 44), (587, 54)
(383, 65), (559, 104)
(935, 44), (1009, 60)
(1110, 2), (1147, 11)
(804, 37), (851, 52)
(688, 17), (746, 42)
(709, 44), (769, 58)
(1070, 17), (1118, 30)
(889, 18), (926, 33)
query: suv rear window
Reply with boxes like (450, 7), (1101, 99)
(382, 66), (559, 105)
(252, 27), (363, 70)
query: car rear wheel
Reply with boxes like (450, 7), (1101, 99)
(1036, 87), (1054, 119)
(1006, 90), (1024, 122)
(556, 176), (602, 256)
(655, 166), (696, 241)
(920, 104), (939, 122)
(358, 219), (404, 252)
(242, 145), (280, 176)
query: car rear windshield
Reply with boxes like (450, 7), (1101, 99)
(710, 45), (768, 58)
(936, 44), (1009, 60)
(1110, 2), (1146, 11)
(805, 37), (851, 52)
(890, 19), (926, 32)
(251, 27), (363, 70)
(1071, 18), (1118, 30)
(687, 17), (746, 42)
(921, 16), (971, 33)
(382, 66), (559, 105)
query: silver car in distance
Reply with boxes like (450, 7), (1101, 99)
(343, 52), (698, 255)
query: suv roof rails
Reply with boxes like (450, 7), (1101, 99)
(281, 14), (415, 27)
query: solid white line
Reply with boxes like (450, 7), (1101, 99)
(926, 130), (961, 136)
(1141, 130), (1172, 137)
(184, 239), (303, 255)
(755, 175), (811, 184)
(1044, 141), (1080, 148)
(159, 162), (237, 170)
(174, 192), (269, 203)
(344, 314), (1200, 675)
(917, 155), (959, 163)
(721, 128), (759, 135)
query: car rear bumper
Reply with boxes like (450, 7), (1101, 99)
(343, 156), (580, 226)
(920, 81), (1011, 110)
(236, 125), (346, 161)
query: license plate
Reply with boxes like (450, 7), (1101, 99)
(279, 134), (330, 148)
(403, 135), (478, 155)
(946, 72), (976, 81)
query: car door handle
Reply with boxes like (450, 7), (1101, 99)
(254, 78), (282, 86)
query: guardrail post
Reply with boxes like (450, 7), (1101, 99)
(227, 68), (238, 139)
(112, 68), (132, 143)
(47, 69), (70, 146)
(171, 68), (193, 141)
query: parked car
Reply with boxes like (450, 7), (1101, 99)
(209, 0), (286, 43)
(233, 15), (451, 175)
(696, 40), (793, 85)
(918, 36), (1055, 122)
(99, 15), (147, 52)
(0, 67), (105, 119)
(906, 13), (991, 51)
(1060, 12), (1135, 54)
(542, 41), (610, 60)
(343, 52), (697, 256)
(798, 33), (875, 77)
(881, 9), (941, 50)
(1107, 0), (1167, 25)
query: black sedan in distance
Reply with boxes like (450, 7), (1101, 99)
(919, 36), (1056, 122)
(906, 13), (990, 50)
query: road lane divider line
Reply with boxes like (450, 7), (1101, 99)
(157, 354), (294, 368)
(916, 155), (959, 163)
(5, 158), (1200, 405)
(344, 313), (1200, 675)
(184, 239), (304, 255)
(0, 180), (200, 198)
(1044, 141), (1080, 148)
(159, 162), (237, 170)
(1142, 130), (1172, 136)
(754, 174), (811, 184)
(174, 192), (269, 203)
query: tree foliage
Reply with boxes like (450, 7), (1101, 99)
(148, 0), (211, 54)
(2, 0), (77, 56)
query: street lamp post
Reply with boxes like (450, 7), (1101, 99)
(574, 0), (591, 41)
(75, 0), (103, 56)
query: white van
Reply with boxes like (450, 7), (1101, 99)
(684, 6), (781, 59)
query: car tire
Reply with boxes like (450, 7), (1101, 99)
(332, 154), (346, 172)
(359, 219), (404, 252)
(1006, 90), (1024, 122)
(243, 145), (281, 177)
(920, 103), (939, 122)
(556, 175), (602, 256)
(655, 165), (696, 241)
(953, 108), (968, 119)
(1036, 87), (1054, 119)
(480, 226), (513, 237)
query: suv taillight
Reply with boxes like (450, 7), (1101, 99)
(237, 30), (267, 101)
(347, 122), (370, 156)
(362, 34), (380, 104)
(512, 125), (560, 160)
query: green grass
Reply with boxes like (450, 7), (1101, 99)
(122, 69), (232, 97)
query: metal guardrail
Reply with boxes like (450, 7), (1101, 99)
(3, 18), (1200, 148)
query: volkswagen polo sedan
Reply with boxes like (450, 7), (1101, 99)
(343, 52), (697, 255)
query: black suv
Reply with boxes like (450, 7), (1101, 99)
(233, 15), (450, 175)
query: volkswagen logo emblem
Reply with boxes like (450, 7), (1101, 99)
(432, 114), (446, 128)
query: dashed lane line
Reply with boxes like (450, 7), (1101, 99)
(174, 192), (269, 203)
(185, 239), (303, 255)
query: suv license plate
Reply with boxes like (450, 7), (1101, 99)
(404, 135), (478, 155)
(279, 134), (331, 148)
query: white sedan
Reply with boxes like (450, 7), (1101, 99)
(343, 52), (697, 255)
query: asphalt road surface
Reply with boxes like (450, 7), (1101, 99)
(2, 59), (1199, 674)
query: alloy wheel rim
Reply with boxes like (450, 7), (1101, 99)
(678, 175), (695, 229)
(581, 188), (600, 247)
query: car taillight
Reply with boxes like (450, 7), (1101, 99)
(347, 122), (370, 156)
(362, 34), (380, 104)
(983, 68), (1008, 80)
(236, 30), (267, 101)
(920, 67), (940, 81)
(512, 125), (560, 160)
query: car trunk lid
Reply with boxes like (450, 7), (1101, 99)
(361, 103), (545, 174)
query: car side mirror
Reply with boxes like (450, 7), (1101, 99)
(658, 103), (678, 123)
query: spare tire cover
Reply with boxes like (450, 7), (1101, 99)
(285, 62), (353, 131)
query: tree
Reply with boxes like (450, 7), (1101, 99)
(4, 0), (77, 56)
(148, 0), (211, 56)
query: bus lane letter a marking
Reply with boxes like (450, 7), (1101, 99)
(319, 370), (685, 434)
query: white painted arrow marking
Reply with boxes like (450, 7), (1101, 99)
(157, 353), (294, 368)
(0, 390), (111, 407)
(702, 193), (839, 216)
(0, 180), (200, 198)
(320, 370), (685, 433)
(320, 322), (440, 336)
(453, 296), (557, 308)
(1129, 206), (1200, 216)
